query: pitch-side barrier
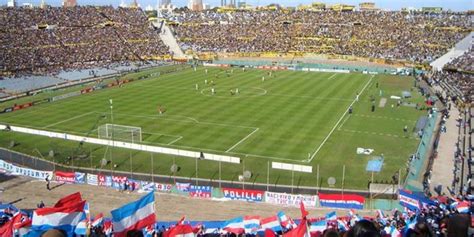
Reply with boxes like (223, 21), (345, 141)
(0, 124), (240, 164)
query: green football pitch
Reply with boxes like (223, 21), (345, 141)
(0, 66), (428, 190)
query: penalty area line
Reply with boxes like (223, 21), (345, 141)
(337, 115), (351, 130)
(327, 73), (338, 80)
(43, 111), (96, 129)
(167, 136), (183, 145)
(305, 74), (375, 163)
(226, 128), (260, 152)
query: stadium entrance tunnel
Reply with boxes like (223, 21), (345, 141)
(200, 87), (267, 98)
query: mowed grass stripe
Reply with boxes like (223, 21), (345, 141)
(284, 74), (365, 158)
(273, 73), (364, 158)
(0, 67), (427, 189)
(231, 72), (366, 158)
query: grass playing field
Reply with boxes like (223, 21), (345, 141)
(0, 65), (428, 190)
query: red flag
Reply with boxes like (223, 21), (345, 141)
(104, 220), (113, 235)
(54, 192), (83, 208)
(177, 216), (186, 225)
(0, 213), (22, 237)
(300, 202), (309, 218)
(13, 213), (32, 230)
(284, 202), (310, 237)
(192, 223), (203, 234)
(164, 224), (194, 237)
(283, 218), (308, 237)
(265, 228), (276, 237)
(91, 213), (104, 227)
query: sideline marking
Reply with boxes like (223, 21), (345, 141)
(2, 121), (298, 162)
(352, 114), (416, 123)
(3, 71), (380, 164)
(100, 112), (258, 130)
(306, 75), (375, 163)
(340, 129), (419, 140)
(226, 128), (260, 152)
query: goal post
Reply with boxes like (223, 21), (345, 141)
(98, 124), (142, 143)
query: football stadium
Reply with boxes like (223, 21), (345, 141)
(0, 0), (472, 236)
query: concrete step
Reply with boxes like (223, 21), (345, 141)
(157, 21), (186, 59)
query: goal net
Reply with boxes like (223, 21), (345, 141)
(98, 124), (142, 143)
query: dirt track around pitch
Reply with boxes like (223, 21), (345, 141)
(1, 175), (373, 221)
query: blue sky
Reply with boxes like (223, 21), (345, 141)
(2, 0), (473, 11)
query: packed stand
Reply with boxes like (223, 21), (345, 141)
(0, 6), (170, 77)
(430, 46), (474, 103)
(169, 10), (471, 63)
(445, 46), (474, 72)
(469, 108), (473, 191)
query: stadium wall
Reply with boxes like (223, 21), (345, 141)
(0, 153), (433, 212)
(1, 155), (395, 210)
(212, 52), (431, 71)
(0, 146), (387, 197)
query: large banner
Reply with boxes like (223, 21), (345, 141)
(74, 172), (86, 184)
(128, 179), (139, 191)
(256, 65), (288, 71)
(1, 107), (13, 113)
(87, 173), (98, 186)
(156, 183), (173, 192)
(55, 171), (76, 183)
(318, 193), (365, 210)
(139, 181), (155, 192)
(112, 176), (127, 189)
(189, 185), (212, 198)
(265, 191), (318, 207)
(222, 188), (264, 202)
(13, 102), (33, 111)
(176, 182), (191, 192)
(399, 189), (436, 211)
(138, 182), (173, 193)
(98, 175), (112, 187)
(0, 160), (52, 180)
(203, 63), (230, 68)
(80, 87), (94, 94)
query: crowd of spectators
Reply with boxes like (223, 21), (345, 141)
(21, 194), (474, 237)
(445, 47), (474, 72)
(0, 6), (170, 77)
(432, 71), (473, 102)
(431, 46), (473, 103)
(169, 10), (471, 63)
